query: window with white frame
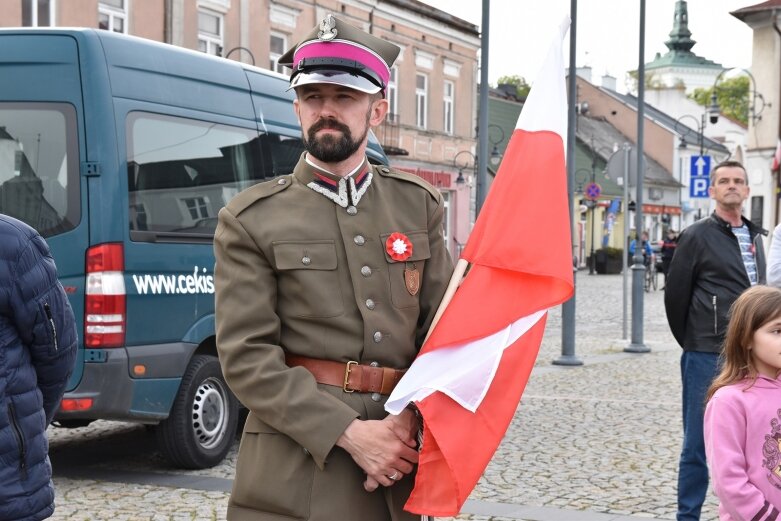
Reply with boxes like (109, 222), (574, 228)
(270, 3), (299, 28)
(22, 0), (55, 27)
(442, 191), (450, 250)
(443, 80), (454, 135)
(269, 33), (287, 74)
(98, 0), (127, 34)
(415, 73), (427, 129)
(180, 196), (211, 220)
(387, 67), (398, 124)
(197, 9), (223, 56)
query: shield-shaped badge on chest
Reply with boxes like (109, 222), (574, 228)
(404, 263), (420, 296)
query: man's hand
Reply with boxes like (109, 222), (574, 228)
(383, 407), (419, 448)
(361, 408), (420, 491)
(336, 411), (420, 491)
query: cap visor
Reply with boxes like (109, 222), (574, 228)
(288, 70), (381, 94)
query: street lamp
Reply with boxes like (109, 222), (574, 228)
(674, 113), (706, 157)
(453, 149), (475, 186)
(708, 68), (768, 126)
(223, 46), (256, 66)
(487, 124), (505, 167)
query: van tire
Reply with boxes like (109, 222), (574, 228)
(156, 355), (238, 469)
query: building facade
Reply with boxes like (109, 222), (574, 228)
(731, 1), (781, 233)
(1, 0), (479, 260)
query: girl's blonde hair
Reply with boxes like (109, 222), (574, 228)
(706, 285), (781, 402)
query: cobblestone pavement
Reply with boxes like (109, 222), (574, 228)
(47, 272), (719, 520)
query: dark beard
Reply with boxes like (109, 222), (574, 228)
(303, 117), (368, 163)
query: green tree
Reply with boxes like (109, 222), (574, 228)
(494, 75), (530, 100)
(689, 75), (749, 125)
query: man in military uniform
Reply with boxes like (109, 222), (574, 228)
(214, 14), (453, 521)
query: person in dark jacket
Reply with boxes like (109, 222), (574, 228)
(664, 160), (766, 521)
(0, 213), (78, 521)
(660, 229), (678, 288)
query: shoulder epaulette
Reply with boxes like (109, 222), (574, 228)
(377, 166), (441, 202)
(226, 175), (293, 215)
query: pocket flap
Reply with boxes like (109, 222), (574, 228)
(380, 231), (431, 262)
(272, 240), (337, 270)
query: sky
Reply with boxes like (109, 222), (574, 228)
(418, 0), (755, 93)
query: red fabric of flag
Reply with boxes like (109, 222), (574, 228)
(393, 18), (575, 516)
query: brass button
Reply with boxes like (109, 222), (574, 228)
(361, 266), (372, 277)
(354, 235), (365, 246)
(277, 178), (287, 185)
(366, 299), (375, 310)
(302, 256), (311, 265)
(381, 167), (390, 173)
(373, 331), (383, 343)
(347, 206), (357, 215)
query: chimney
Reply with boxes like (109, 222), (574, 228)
(601, 74), (617, 91)
(497, 83), (518, 99)
(575, 66), (592, 83)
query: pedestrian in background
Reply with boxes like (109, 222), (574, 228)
(664, 160), (766, 521)
(704, 285), (781, 519)
(0, 213), (78, 521)
(629, 230), (652, 266)
(766, 222), (781, 287)
(213, 14), (453, 521)
(661, 229), (678, 289)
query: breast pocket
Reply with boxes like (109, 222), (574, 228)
(380, 231), (431, 309)
(272, 240), (343, 318)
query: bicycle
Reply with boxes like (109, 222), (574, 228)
(644, 254), (658, 292)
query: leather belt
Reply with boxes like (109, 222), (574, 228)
(285, 354), (406, 395)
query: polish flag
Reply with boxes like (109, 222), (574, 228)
(385, 17), (574, 517)
(772, 138), (781, 172)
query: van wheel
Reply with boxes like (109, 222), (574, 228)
(156, 355), (238, 469)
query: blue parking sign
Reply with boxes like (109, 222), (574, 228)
(690, 176), (709, 198)
(690, 155), (711, 178)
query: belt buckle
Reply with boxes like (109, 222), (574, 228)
(343, 361), (358, 393)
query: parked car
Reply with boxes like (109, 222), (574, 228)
(0, 28), (388, 469)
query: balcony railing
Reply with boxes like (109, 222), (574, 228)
(375, 112), (408, 156)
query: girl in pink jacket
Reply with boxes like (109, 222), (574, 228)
(704, 285), (781, 520)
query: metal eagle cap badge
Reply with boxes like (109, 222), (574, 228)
(318, 15), (338, 41)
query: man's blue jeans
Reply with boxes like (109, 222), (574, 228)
(678, 351), (720, 521)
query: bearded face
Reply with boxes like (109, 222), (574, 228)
(303, 111), (370, 163)
(294, 83), (383, 164)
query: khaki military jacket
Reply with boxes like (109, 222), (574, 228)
(214, 153), (453, 521)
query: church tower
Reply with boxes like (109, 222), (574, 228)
(644, 0), (724, 92)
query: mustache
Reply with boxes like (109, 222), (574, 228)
(309, 118), (350, 134)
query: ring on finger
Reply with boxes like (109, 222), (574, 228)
(388, 471), (400, 481)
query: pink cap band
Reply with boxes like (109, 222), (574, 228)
(293, 40), (390, 86)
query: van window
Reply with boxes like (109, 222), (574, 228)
(0, 103), (80, 237)
(127, 112), (304, 241)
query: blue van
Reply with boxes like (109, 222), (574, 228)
(0, 28), (388, 468)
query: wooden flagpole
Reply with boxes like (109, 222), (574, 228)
(418, 258), (469, 521)
(422, 258), (470, 346)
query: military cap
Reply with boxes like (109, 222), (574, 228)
(278, 14), (400, 95)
